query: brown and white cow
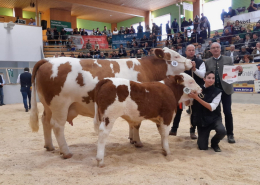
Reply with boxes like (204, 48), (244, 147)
(29, 48), (193, 158)
(94, 74), (201, 166)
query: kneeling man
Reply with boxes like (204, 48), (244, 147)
(188, 71), (226, 152)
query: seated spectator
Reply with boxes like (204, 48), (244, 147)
(183, 37), (190, 48)
(233, 35), (244, 50)
(212, 31), (221, 42)
(244, 34), (252, 50)
(66, 38), (72, 51)
(126, 41), (131, 48)
(250, 33), (260, 50)
(124, 27), (130, 34)
(176, 32), (184, 42)
(93, 46), (100, 55)
(118, 27), (125, 35)
(99, 52), (106, 59)
(60, 52), (66, 57)
(130, 53), (135, 58)
(205, 40), (212, 51)
(81, 28), (88, 36)
(78, 52), (85, 58)
(239, 55), (253, 63)
(86, 39), (92, 51)
(73, 28), (80, 35)
(190, 29), (199, 43)
(145, 25), (151, 33)
(111, 51), (119, 58)
(129, 25), (135, 34)
(60, 28), (67, 43)
(237, 46), (250, 63)
(94, 54), (100, 59)
(118, 44), (127, 57)
(95, 41), (99, 50)
(246, 28), (253, 38)
(130, 43), (139, 55)
(224, 21), (233, 33)
(227, 7), (237, 18)
(171, 34), (178, 46)
(113, 27), (118, 35)
(137, 22), (143, 33)
(198, 27), (207, 43)
(165, 40), (171, 48)
(140, 35), (148, 47)
(216, 39), (225, 54)
(203, 49), (212, 59)
(177, 44), (185, 55)
(54, 53), (59, 58)
(142, 42), (151, 55)
(95, 28), (100, 35)
(148, 34), (153, 47)
(247, 0), (258, 12)
(225, 44), (240, 63)
(131, 37), (138, 48)
(233, 20), (242, 35)
(220, 29), (233, 45)
(85, 52), (92, 58)
(107, 29), (112, 37)
(53, 27), (59, 40)
(239, 27), (247, 40)
(70, 53), (75, 58)
(135, 50), (143, 58)
(97, 31), (102, 36)
(252, 42), (260, 62)
(28, 18), (36, 26)
(195, 44), (205, 59)
(103, 26), (109, 35)
(253, 22), (260, 36)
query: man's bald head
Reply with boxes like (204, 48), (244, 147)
(185, 44), (196, 59)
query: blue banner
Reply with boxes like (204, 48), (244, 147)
(112, 32), (150, 49)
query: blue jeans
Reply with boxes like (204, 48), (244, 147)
(21, 86), (31, 110)
(0, 88), (3, 104)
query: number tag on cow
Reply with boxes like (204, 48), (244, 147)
(183, 87), (191, 94)
(171, 61), (178, 67)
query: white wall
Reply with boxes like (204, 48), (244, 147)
(0, 23), (43, 62)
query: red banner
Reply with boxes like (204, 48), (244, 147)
(70, 35), (108, 49)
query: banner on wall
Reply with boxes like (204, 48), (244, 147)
(70, 35), (108, 49)
(50, 20), (72, 32)
(183, 2), (193, 11)
(112, 32), (150, 49)
(224, 11), (260, 30)
(233, 63), (260, 93)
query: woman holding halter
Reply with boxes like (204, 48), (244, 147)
(188, 71), (226, 152)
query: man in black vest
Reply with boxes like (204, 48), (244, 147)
(188, 71), (226, 152)
(0, 73), (5, 106)
(166, 20), (172, 40)
(17, 67), (32, 112)
(169, 44), (206, 139)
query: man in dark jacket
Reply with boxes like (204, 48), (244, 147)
(188, 71), (226, 152)
(221, 9), (228, 24)
(169, 44), (206, 139)
(118, 44), (127, 57)
(166, 20), (172, 40)
(227, 7), (237, 18)
(17, 67), (32, 112)
(247, 0), (258, 12)
(171, 18), (179, 33)
(0, 73), (5, 106)
(181, 17), (189, 32)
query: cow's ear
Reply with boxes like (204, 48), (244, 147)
(174, 75), (184, 84)
(154, 48), (165, 59)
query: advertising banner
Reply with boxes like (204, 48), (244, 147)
(70, 35), (108, 50)
(112, 32), (150, 49)
(233, 63), (260, 93)
(50, 20), (71, 32)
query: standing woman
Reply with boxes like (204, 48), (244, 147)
(188, 71), (226, 152)
(193, 15), (200, 31)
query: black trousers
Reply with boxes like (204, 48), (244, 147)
(167, 33), (172, 40)
(221, 91), (234, 136)
(197, 118), (226, 150)
(171, 106), (196, 133)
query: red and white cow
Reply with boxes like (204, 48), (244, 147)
(29, 48), (192, 158)
(94, 74), (201, 166)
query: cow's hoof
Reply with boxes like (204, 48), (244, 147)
(162, 149), (170, 156)
(62, 153), (73, 159)
(129, 138), (135, 144)
(96, 158), (104, 167)
(134, 142), (143, 148)
(44, 145), (55, 151)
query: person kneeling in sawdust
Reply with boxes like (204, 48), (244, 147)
(188, 71), (226, 152)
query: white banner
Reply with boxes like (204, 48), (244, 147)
(183, 2), (193, 11)
(224, 11), (260, 29)
(223, 65), (238, 84)
(238, 63), (259, 81)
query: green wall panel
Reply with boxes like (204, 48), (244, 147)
(232, 0), (260, 9)
(77, 18), (111, 31)
(22, 11), (36, 19)
(117, 17), (144, 29)
(184, 1), (193, 21)
(152, 4), (180, 24)
(0, 7), (13, 16)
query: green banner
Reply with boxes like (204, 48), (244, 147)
(50, 20), (71, 32)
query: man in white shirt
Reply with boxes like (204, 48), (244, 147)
(189, 71), (226, 152)
(224, 44), (239, 63)
(0, 73), (5, 106)
(170, 44), (206, 139)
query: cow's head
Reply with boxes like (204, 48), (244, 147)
(166, 73), (201, 103)
(154, 47), (192, 75)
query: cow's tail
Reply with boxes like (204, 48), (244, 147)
(29, 59), (48, 132)
(93, 79), (111, 134)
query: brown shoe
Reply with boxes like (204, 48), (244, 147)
(190, 133), (197, 140)
(169, 131), (177, 136)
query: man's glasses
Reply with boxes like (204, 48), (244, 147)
(211, 47), (220, 50)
